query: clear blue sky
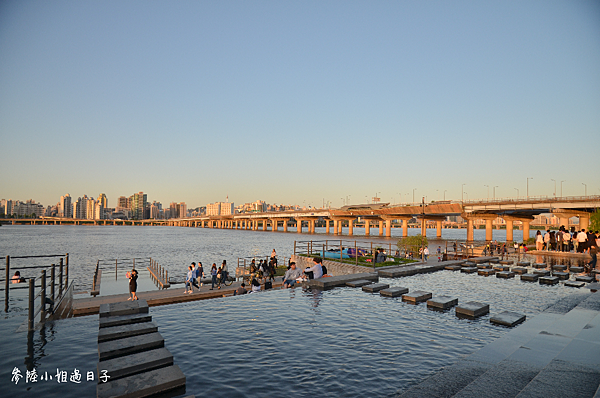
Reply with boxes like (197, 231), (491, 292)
(1, 1), (599, 209)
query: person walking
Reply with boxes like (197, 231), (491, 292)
(197, 262), (204, 287)
(210, 263), (217, 290)
(535, 230), (543, 251)
(184, 265), (194, 294)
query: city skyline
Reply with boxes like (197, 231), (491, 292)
(1, 2), (599, 207)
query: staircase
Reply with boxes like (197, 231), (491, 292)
(398, 291), (600, 398)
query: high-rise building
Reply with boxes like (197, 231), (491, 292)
(73, 196), (89, 219)
(129, 192), (147, 220)
(60, 194), (72, 218)
(177, 202), (187, 218)
(117, 196), (129, 211)
(98, 193), (108, 209)
(207, 201), (234, 215)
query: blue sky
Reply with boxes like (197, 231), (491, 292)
(1, 1), (599, 209)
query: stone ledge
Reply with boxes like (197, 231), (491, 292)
(539, 276), (560, 285)
(456, 301), (489, 318)
(97, 364), (185, 398)
(362, 283), (390, 293)
(345, 279), (373, 288)
(490, 311), (526, 327)
(99, 300), (149, 318)
(98, 321), (158, 343)
(402, 291), (432, 304)
(427, 296), (458, 310)
(99, 313), (153, 329)
(306, 273), (378, 290)
(97, 347), (173, 381)
(380, 287), (409, 297)
(98, 332), (164, 361)
(496, 271), (516, 279)
(521, 274), (540, 282)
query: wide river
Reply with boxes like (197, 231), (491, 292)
(5, 225), (576, 398)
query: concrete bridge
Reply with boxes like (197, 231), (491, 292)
(3, 195), (598, 242)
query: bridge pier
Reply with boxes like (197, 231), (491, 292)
(325, 219), (330, 234)
(378, 220), (384, 236)
(385, 219), (392, 237)
(364, 219), (370, 236)
(296, 219), (302, 233)
(283, 219), (288, 232)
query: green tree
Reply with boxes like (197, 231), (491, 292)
(397, 235), (428, 255)
(590, 209), (600, 232)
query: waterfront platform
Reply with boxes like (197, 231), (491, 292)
(397, 290), (600, 398)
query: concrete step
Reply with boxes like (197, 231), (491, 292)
(97, 347), (173, 381)
(99, 299), (149, 318)
(99, 332), (164, 361)
(98, 321), (158, 343)
(99, 312), (153, 329)
(97, 364), (185, 398)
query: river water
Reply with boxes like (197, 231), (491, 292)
(4, 225), (587, 398)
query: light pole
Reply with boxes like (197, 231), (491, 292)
(436, 189), (439, 201)
(461, 184), (466, 203)
(560, 180), (565, 197)
(514, 188), (519, 199)
(527, 177), (533, 199)
(582, 183), (587, 196)
(413, 188), (416, 205)
(341, 197), (344, 206)
(484, 185), (489, 200)
(551, 179), (556, 197)
(443, 190), (447, 200)
(493, 186), (498, 200)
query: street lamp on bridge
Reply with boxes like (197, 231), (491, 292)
(493, 186), (498, 200)
(561, 180), (565, 197)
(461, 184), (466, 203)
(582, 183), (587, 196)
(527, 177), (533, 199)
(484, 185), (489, 200)
(514, 188), (519, 199)
(551, 179), (556, 197)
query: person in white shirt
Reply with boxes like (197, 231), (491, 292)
(304, 257), (324, 280)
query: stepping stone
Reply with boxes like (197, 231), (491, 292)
(521, 274), (540, 282)
(478, 269), (496, 277)
(511, 267), (528, 274)
(445, 265), (462, 271)
(565, 281), (586, 288)
(456, 301), (489, 318)
(99, 313), (153, 329)
(99, 300), (149, 318)
(499, 260), (513, 265)
(576, 275), (595, 283)
(97, 347), (173, 381)
(490, 311), (526, 327)
(380, 287), (409, 297)
(427, 296), (458, 310)
(496, 271), (515, 279)
(570, 266), (584, 273)
(552, 265), (567, 271)
(553, 272), (569, 280)
(97, 364), (185, 398)
(462, 261), (477, 267)
(346, 279), (373, 288)
(98, 332), (164, 361)
(532, 262), (546, 268)
(402, 291), (432, 304)
(477, 263), (492, 269)
(493, 265), (510, 271)
(489, 258), (500, 263)
(98, 321), (158, 343)
(539, 276), (559, 285)
(362, 283), (390, 293)
(533, 269), (550, 276)
(517, 261), (531, 267)
(461, 267), (478, 274)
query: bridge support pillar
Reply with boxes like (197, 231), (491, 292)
(296, 219), (302, 233)
(385, 219), (392, 237)
(272, 219), (278, 232)
(348, 219), (354, 236)
(364, 219), (370, 236)
(325, 219), (330, 234)
(379, 220), (384, 236)
(333, 220), (338, 235)
(262, 220), (267, 231)
(283, 220), (288, 232)
(436, 220), (442, 238)
(402, 218), (408, 237)
(485, 218), (493, 241)
(467, 218), (474, 242)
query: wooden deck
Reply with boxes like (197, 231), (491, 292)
(73, 280), (283, 317)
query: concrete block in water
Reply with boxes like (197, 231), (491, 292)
(478, 269), (496, 277)
(380, 287), (409, 297)
(98, 321), (158, 343)
(456, 302), (489, 318)
(576, 276), (595, 283)
(533, 270), (550, 276)
(307, 272), (378, 290)
(521, 274), (540, 282)
(499, 260), (513, 265)
(477, 263), (492, 269)
(461, 267), (478, 274)
(99, 300), (149, 318)
(97, 364), (185, 398)
(345, 279), (373, 288)
(565, 281), (586, 288)
(462, 262), (477, 267)
(97, 347), (173, 381)
(445, 265), (462, 271)
(98, 332), (164, 361)
(532, 262), (546, 268)
(570, 266), (584, 273)
(553, 272), (569, 280)
(539, 276), (559, 285)
(496, 271), (515, 279)
(552, 265), (567, 271)
(402, 291), (432, 304)
(99, 313), (152, 329)
(517, 261), (531, 267)
(511, 267), (528, 275)
(490, 311), (526, 327)
(493, 265), (510, 272)
(362, 283), (390, 293)
(427, 296), (458, 310)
